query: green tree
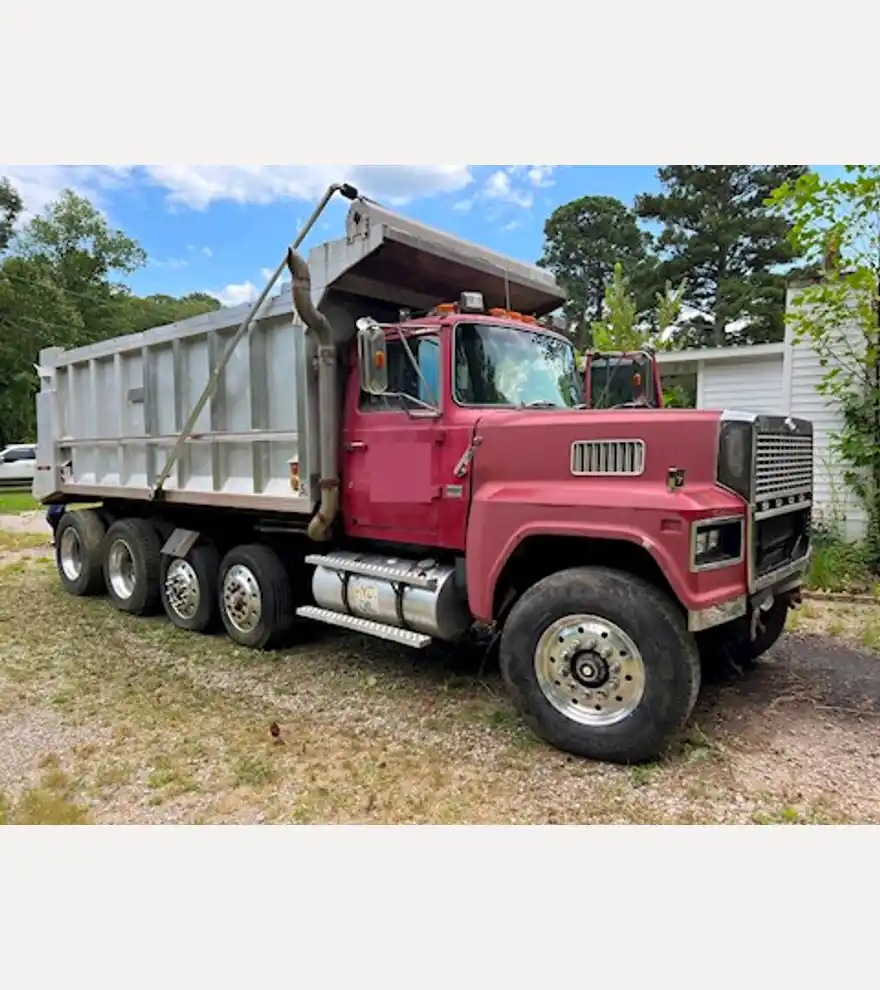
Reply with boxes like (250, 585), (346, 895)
(17, 189), (147, 344)
(119, 291), (221, 333)
(590, 262), (686, 352)
(769, 165), (880, 566)
(636, 166), (809, 347)
(0, 178), (22, 255)
(539, 195), (649, 348)
(0, 185), (220, 443)
(0, 256), (85, 442)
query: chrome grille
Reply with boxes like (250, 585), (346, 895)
(754, 431), (813, 502)
(571, 439), (645, 476)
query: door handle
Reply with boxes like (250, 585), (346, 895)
(345, 441), (367, 451)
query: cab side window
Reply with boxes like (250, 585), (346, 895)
(359, 335), (440, 412)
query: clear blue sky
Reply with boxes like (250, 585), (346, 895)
(4, 166), (846, 306)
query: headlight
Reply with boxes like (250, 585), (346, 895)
(691, 517), (744, 571)
(717, 419), (753, 501)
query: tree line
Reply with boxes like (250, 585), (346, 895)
(539, 165), (818, 350)
(0, 181), (220, 445)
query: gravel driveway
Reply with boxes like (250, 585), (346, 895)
(0, 539), (878, 824)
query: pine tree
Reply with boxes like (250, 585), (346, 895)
(636, 166), (809, 346)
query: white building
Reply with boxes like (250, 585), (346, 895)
(657, 287), (865, 538)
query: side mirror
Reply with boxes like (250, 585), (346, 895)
(356, 320), (388, 395)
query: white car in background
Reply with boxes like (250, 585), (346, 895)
(0, 443), (37, 488)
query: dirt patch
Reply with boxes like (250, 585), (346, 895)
(0, 510), (49, 535)
(0, 559), (879, 824)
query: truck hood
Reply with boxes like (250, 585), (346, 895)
(470, 408), (725, 489)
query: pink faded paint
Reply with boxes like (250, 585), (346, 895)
(340, 313), (748, 624)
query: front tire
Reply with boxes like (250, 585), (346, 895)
(500, 567), (701, 764)
(218, 544), (292, 649)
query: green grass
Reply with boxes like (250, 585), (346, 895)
(0, 490), (40, 514)
(806, 530), (877, 594)
(0, 531), (50, 553)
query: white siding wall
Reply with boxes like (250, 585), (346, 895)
(784, 289), (867, 539)
(699, 354), (785, 414)
(662, 297), (869, 540)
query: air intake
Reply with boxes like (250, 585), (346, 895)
(571, 440), (645, 476)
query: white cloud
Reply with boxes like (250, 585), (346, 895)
(210, 281), (257, 307)
(483, 169), (535, 209)
(527, 165), (555, 188)
(453, 198), (475, 213)
(0, 165), (130, 221)
(201, 246), (213, 258)
(1, 165), (475, 226)
(502, 220), (521, 232)
(152, 257), (188, 270)
(142, 165), (473, 210)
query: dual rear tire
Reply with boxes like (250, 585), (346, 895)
(54, 511), (295, 650)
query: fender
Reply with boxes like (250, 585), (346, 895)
(465, 480), (747, 622)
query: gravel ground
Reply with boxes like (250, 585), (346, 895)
(0, 542), (879, 824)
(0, 510), (49, 535)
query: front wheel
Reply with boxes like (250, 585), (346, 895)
(500, 567), (701, 764)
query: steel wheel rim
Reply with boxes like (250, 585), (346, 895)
(534, 613), (646, 726)
(222, 564), (262, 634)
(164, 558), (201, 620)
(59, 527), (83, 581)
(107, 538), (137, 600)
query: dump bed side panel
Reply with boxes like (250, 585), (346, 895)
(34, 303), (314, 514)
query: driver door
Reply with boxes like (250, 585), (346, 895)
(342, 332), (444, 544)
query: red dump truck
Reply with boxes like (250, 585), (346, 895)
(33, 183), (813, 763)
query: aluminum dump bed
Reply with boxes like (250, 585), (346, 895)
(33, 195), (566, 511)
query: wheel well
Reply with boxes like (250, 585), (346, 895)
(492, 535), (682, 620)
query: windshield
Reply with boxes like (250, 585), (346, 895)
(454, 322), (584, 408)
(589, 355), (655, 408)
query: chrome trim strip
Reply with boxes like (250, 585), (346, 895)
(59, 483), (314, 514)
(751, 546), (812, 594)
(753, 500), (812, 522)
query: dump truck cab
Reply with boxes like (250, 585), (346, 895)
(344, 297), (810, 635)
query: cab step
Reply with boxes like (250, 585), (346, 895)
(295, 606), (433, 649)
(304, 553), (438, 590)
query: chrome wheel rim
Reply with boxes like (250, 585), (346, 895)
(59, 527), (83, 581)
(164, 558), (201, 620)
(534, 614), (646, 726)
(222, 564), (262, 634)
(107, 538), (137, 600)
